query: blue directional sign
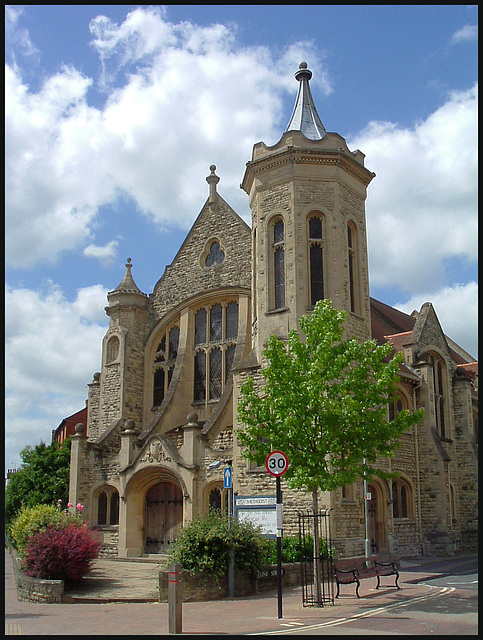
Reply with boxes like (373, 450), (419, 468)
(223, 467), (232, 489)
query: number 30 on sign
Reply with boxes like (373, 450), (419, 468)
(265, 451), (289, 477)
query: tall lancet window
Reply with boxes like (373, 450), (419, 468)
(272, 219), (285, 310)
(347, 222), (358, 313)
(308, 214), (324, 306)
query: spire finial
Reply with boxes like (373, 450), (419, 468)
(109, 256), (145, 296)
(206, 164), (220, 202)
(285, 62), (326, 140)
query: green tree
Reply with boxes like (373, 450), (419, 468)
(5, 439), (72, 527)
(237, 299), (423, 493)
(237, 300), (424, 597)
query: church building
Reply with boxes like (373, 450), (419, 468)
(69, 63), (478, 559)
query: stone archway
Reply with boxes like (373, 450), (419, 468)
(145, 481), (183, 553)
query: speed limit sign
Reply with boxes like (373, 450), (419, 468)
(265, 451), (289, 477)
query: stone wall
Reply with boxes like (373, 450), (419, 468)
(10, 548), (64, 604)
(158, 562), (302, 602)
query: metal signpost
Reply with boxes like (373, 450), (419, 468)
(224, 464), (235, 597)
(265, 451), (289, 619)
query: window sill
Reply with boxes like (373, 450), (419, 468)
(265, 306), (290, 316)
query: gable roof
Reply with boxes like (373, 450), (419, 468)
(370, 297), (477, 373)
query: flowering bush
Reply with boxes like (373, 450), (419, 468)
(9, 504), (83, 558)
(23, 524), (100, 583)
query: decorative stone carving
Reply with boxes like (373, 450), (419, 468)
(139, 438), (173, 464)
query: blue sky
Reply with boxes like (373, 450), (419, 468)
(5, 5), (478, 473)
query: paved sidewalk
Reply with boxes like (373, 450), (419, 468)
(3, 550), (467, 635)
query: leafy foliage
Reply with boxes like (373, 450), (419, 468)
(5, 439), (72, 526)
(237, 299), (424, 493)
(22, 524), (100, 583)
(9, 503), (82, 558)
(264, 535), (333, 564)
(169, 510), (270, 578)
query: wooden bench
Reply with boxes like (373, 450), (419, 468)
(333, 556), (400, 598)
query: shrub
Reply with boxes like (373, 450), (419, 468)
(23, 525), (100, 583)
(169, 510), (271, 579)
(9, 504), (83, 558)
(265, 535), (333, 564)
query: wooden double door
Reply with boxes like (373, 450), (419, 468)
(145, 482), (183, 553)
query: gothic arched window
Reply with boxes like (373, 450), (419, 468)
(152, 324), (179, 408)
(428, 353), (448, 439)
(193, 301), (238, 403)
(195, 309), (207, 345)
(210, 304), (223, 342)
(96, 487), (119, 526)
(347, 221), (359, 313)
(388, 393), (405, 422)
(194, 350), (207, 402)
(392, 479), (411, 519)
(272, 219), (285, 310)
(209, 348), (223, 399)
(308, 214), (324, 306)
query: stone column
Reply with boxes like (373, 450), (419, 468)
(68, 423), (87, 507)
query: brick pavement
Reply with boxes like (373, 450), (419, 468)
(4, 550), (464, 635)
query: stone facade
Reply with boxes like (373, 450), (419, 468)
(69, 64), (477, 560)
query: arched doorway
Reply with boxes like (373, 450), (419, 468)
(367, 482), (386, 554)
(145, 481), (183, 553)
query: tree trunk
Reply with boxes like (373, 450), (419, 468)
(312, 485), (323, 605)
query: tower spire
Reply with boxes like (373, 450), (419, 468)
(111, 258), (145, 295)
(285, 62), (326, 140)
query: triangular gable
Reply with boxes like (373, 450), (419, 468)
(410, 302), (452, 359)
(151, 191), (251, 319)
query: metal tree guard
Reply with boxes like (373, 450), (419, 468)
(298, 508), (335, 606)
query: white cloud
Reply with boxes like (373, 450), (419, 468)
(451, 24), (478, 44)
(5, 284), (109, 469)
(394, 282), (478, 360)
(350, 83), (478, 294)
(83, 240), (119, 266)
(5, 64), (116, 268)
(5, 8), (326, 270)
(5, 5), (39, 63)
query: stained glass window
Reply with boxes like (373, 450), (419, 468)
(195, 309), (207, 345)
(153, 368), (165, 407)
(272, 220), (285, 310)
(209, 348), (223, 399)
(309, 215), (324, 307)
(169, 326), (179, 360)
(205, 242), (225, 266)
(310, 244), (324, 305)
(194, 351), (206, 402)
(347, 223), (357, 313)
(226, 302), (238, 339)
(210, 304), (223, 342)
(274, 247), (285, 309)
(225, 344), (236, 382)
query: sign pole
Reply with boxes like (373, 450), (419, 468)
(225, 462), (235, 598)
(276, 475), (283, 619)
(265, 451), (288, 621)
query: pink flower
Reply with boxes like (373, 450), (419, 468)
(67, 502), (73, 508)
(76, 503), (84, 510)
